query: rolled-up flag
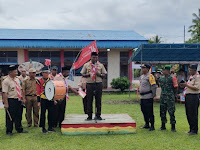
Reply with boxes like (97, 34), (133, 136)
(45, 59), (51, 66)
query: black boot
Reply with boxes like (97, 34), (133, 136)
(149, 123), (155, 131)
(171, 124), (176, 132)
(140, 123), (150, 129)
(159, 123), (166, 131)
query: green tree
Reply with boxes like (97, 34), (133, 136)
(148, 35), (162, 43)
(187, 8), (200, 43)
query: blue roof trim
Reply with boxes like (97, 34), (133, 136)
(0, 29), (147, 41)
(0, 40), (148, 49)
(129, 44), (200, 63)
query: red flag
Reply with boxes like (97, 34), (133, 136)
(45, 59), (51, 66)
(72, 41), (98, 69)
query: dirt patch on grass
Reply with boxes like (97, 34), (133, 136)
(105, 100), (139, 104)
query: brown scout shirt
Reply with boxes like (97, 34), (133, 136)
(22, 77), (37, 96)
(186, 74), (200, 94)
(2, 75), (22, 98)
(78, 77), (87, 89)
(80, 61), (107, 83)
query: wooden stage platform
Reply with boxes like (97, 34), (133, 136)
(61, 114), (136, 135)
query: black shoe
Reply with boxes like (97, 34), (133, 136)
(48, 128), (56, 132)
(18, 130), (28, 133)
(140, 124), (150, 129)
(42, 128), (48, 134)
(189, 132), (197, 135)
(171, 124), (176, 132)
(6, 132), (13, 136)
(94, 116), (102, 120)
(159, 123), (166, 131)
(149, 126), (155, 131)
(86, 116), (92, 121)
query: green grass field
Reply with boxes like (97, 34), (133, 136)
(0, 93), (200, 150)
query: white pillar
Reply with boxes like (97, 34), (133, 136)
(17, 49), (24, 64)
(107, 49), (120, 88)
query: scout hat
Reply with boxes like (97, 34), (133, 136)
(42, 66), (50, 73)
(189, 64), (198, 70)
(28, 68), (36, 73)
(141, 64), (151, 69)
(51, 66), (58, 70)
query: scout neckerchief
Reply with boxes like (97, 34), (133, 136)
(90, 61), (99, 81)
(13, 78), (22, 100)
(183, 72), (199, 97)
(58, 73), (69, 100)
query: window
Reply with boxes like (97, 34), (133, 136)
(0, 51), (17, 64)
(29, 51), (61, 72)
(120, 51), (129, 78)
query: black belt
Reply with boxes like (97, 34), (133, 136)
(186, 93), (199, 95)
(140, 91), (152, 96)
(26, 95), (37, 97)
(87, 82), (102, 85)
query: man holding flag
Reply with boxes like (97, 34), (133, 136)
(81, 52), (107, 120)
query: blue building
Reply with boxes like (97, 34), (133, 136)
(0, 29), (147, 88)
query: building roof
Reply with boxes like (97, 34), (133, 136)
(0, 29), (146, 41)
(129, 44), (200, 64)
(0, 29), (147, 49)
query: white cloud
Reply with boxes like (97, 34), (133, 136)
(0, 0), (199, 43)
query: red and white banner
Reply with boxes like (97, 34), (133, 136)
(72, 41), (98, 70)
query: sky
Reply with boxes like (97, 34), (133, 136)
(0, 0), (199, 43)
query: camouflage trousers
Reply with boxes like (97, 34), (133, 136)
(160, 94), (176, 124)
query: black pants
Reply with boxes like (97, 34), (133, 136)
(140, 98), (155, 125)
(82, 93), (87, 114)
(86, 83), (103, 117)
(6, 98), (23, 133)
(39, 98), (54, 129)
(185, 94), (199, 133)
(53, 98), (66, 128)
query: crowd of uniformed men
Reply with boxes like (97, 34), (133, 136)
(139, 64), (200, 135)
(1, 52), (107, 135)
(1, 52), (199, 136)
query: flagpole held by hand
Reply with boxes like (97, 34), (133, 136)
(6, 109), (12, 121)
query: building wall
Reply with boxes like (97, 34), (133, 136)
(0, 48), (131, 89)
(107, 49), (120, 88)
(17, 49), (24, 64)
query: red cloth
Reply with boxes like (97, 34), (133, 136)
(45, 59), (51, 66)
(72, 41), (98, 70)
(36, 78), (50, 99)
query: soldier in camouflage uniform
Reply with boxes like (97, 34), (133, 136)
(159, 65), (178, 132)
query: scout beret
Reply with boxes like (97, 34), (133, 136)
(42, 66), (50, 73)
(163, 65), (171, 71)
(189, 64), (198, 70)
(91, 52), (98, 56)
(8, 65), (18, 71)
(62, 66), (71, 71)
(141, 64), (151, 69)
(51, 66), (58, 70)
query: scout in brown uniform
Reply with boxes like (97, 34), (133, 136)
(78, 76), (87, 114)
(18, 68), (28, 125)
(22, 68), (39, 127)
(180, 64), (200, 135)
(54, 66), (78, 127)
(18, 68), (28, 84)
(81, 52), (107, 120)
(2, 65), (28, 136)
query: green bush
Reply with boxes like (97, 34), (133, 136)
(110, 77), (131, 92)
